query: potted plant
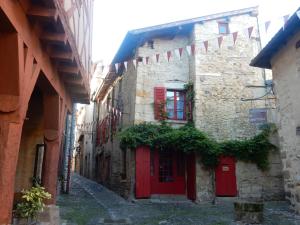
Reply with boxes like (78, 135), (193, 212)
(13, 185), (51, 225)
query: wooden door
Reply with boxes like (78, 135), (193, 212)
(150, 150), (185, 195)
(215, 156), (237, 196)
(135, 146), (151, 198)
(186, 153), (196, 201)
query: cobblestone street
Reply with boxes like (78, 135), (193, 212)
(57, 174), (300, 225)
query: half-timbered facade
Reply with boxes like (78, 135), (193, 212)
(0, 0), (93, 223)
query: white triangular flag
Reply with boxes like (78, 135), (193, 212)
(132, 59), (137, 69)
(115, 63), (119, 73)
(297, 11), (300, 19)
(124, 61), (128, 71)
(175, 49), (180, 59)
(152, 55), (156, 63)
(186, 45), (191, 56)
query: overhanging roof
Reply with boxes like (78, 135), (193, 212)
(112, 6), (258, 64)
(250, 8), (300, 69)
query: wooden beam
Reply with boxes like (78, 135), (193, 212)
(64, 79), (83, 86)
(58, 65), (79, 75)
(49, 50), (74, 62)
(68, 86), (88, 95)
(40, 32), (67, 44)
(27, 6), (58, 21)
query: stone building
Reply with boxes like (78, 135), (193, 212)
(86, 7), (284, 202)
(251, 8), (300, 213)
(0, 0), (93, 223)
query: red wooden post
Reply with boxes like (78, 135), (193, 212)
(135, 146), (151, 198)
(215, 156), (237, 196)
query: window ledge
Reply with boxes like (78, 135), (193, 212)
(166, 119), (187, 124)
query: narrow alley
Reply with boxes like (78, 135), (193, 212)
(57, 174), (300, 225)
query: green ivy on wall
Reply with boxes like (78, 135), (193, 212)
(118, 122), (277, 170)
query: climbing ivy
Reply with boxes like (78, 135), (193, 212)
(184, 82), (195, 121)
(118, 122), (277, 170)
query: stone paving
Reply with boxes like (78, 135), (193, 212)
(57, 173), (300, 225)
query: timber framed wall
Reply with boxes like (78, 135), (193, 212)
(0, 0), (93, 223)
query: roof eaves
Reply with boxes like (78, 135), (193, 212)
(129, 6), (258, 35)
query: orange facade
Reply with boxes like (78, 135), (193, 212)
(0, 0), (93, 223)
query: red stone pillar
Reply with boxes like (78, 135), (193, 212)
(0, 120), (23, 224)
(42, 94), (62, 205)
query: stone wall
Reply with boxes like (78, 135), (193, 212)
(271, 30), (300, 212)
(75, 103), (95, 179)
(193, 13), (264, 140)
(136, 36), (190, 123)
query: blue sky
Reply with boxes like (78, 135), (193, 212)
(92, 0), (300, 64)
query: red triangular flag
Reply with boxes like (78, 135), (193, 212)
(179, 48), (183, 58)
(232, 32), (238, 45)
(191, 44), (196, 56)
(217, 36), (223, 48)
(265, 21), (271, 33)
(203, 41), (208, 52)
(167, 51), (172, 62)
(248, 26), (254, 38)
(156, 54), (160, 63)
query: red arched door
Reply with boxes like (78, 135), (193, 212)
(215, 156), (237, 196)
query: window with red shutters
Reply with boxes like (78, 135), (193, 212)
(154, 87), (166, 120)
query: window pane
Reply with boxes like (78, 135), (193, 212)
(159, 151), (174, 182)
(166, 91), (174, 119)
(219, 23), (228, 34)
(176, 92), (184, 120)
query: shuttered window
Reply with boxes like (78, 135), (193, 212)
(154, 87), (166, 120)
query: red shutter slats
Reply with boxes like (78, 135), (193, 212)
(154, 87), (166, 120)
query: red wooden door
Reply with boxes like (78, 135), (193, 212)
(136, 146), (151, 198)
(150, 150), (185, 195)
(215, 156), (237, 196)
(186, 153), (196, 201)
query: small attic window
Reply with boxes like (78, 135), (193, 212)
(218, 22), (229, 34)
(147, 40), (154, 49)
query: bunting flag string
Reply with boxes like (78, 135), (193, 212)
(94, 12), (298, 74)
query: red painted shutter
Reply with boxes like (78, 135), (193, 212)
(154, 87), (166, 120)
(136, 146), (151, 198)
